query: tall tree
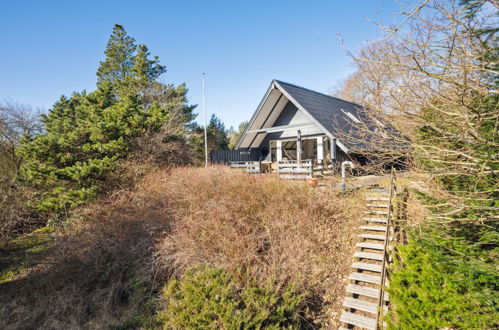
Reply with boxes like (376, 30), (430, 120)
(96, 25), (167, 99)
(19, 25), (196, 213)
(96, 24), (138, 85)
(207, 114), (229, 150)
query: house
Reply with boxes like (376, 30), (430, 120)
(211, 80), (404, 168)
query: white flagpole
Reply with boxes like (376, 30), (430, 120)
(202, 73), (208, 167)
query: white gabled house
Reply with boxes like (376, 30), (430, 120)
(211, 79), (405, 169)
(235, 80), (366, 163)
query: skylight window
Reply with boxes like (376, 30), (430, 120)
(341, 109), (361, 124)
(373, 117), (386, 128)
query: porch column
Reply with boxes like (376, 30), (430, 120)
(296, 130), (302, 162)
(330, 138), (337, 161)
(317, 136), (324, 161)
(276, 140), (283, 161)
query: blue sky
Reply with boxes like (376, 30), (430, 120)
(0, 0), (400, 128)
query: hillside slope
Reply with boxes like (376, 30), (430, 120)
(0, 167), (363, 329)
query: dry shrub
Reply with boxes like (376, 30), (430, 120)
(104, 129), (198, 193)
(0, 173), (174, 329)
(1, 166), (362, 328)
(131, 132), (196, 168)
(0, 183), (42, 241)
(154, 166), (362, 325)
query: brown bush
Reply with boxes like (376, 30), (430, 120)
(0, 166), (362, 328)
(0, 101), (43, 240)
(154, 166), (362, 325)
(103, 128), (199, 194)
(0, 174), (172, 329)
(0, 183), (42, 241)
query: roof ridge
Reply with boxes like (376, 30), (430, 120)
(274, 79), (363, 108)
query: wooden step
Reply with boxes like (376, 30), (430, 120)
(354, 252), (384, 261)
(362, 217), (388, 223)
(356, 242), (385, 250)
(360, 225), (387, 232)
(343, 296), (378, 314)
(366, 197), (389, 201)
(340, 311), (377, 330)
(351, 262), (382, 272)
(359, 233), (387, 241)
(366, 203), (389, 208)
(349, 272), (382, 284)
(346, 284), (389, 301)
(365, 210), (389, 215)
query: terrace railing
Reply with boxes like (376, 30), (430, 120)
(229, 159), (337, 179)
(229, 161), (261, 173)
(311, 160), (335, 176)
(277, 160), (313, 180)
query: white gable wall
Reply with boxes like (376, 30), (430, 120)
(237, 83), (326, 149)
(270, 100), (323, 138)
(279, 125), (323, 138)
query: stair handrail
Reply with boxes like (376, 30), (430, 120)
(376, 167), (397, 328)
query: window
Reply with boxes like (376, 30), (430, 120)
(341, 109), (361, 124)
(373, 117), (386, 128)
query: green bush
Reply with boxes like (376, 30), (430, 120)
(158, 266), (304, 329)
(387, 239), (498, 329)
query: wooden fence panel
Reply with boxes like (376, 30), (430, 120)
(210, 149), (261, 164)
(277, 160), (313, 180)
(229, 161), (261, 173)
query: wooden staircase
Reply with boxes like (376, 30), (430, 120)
(339, 184), (395, 329)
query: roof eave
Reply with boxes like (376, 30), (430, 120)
(235, 80), (277, 149)
(274, 80), (350, 153)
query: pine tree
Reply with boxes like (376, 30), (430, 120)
(97, 25), (136, 81)
(19, 25), (196, 213)
(207, 114), (229, 150)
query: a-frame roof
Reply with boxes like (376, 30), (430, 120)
(236, 80), (371, 152)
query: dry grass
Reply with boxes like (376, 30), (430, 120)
(0, 175), (172, 329)
(154, 166), (363, 327)
(0, 166), (363, 329)
(0, 183), (43, 241)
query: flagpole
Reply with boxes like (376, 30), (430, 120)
(202, 73), (208, 167)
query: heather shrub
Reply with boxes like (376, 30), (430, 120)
(0, 180), (169, 329)
(154, 166), (361, 326)
(0, 183), (41, 240)
(158, 266), (303, 329)
(1, 167), (361, 328)
(157, 168), (358, 287)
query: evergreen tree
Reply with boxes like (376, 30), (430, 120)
(97, 24), (138, 85)
(207, 114), (229, 150)
(19, 25), (196, 213)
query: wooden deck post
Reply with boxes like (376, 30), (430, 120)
(331, 138), (337, 161)
(317, 136), (324, 161)
(297, 130), (302, 162)
(276, 140), (283, 162)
